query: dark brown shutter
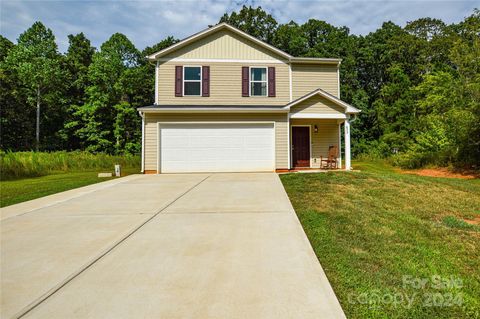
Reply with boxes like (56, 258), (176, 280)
(268, 67), (276, 97)
(175, 66), (182, 97)
(202, 66), (210, 97)
(242, 66), (249, 97)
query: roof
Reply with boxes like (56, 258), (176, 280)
(285, 88), (361, 114)
(137, 105), (289, 113)
(138, 88), (360, 114)
(147, 23), (341, 65)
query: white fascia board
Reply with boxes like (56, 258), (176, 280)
(139, 108), (289, 113)
(289, 113), (347, 119)
(290, 57), (342, 64)
(156, 58), (286, 64)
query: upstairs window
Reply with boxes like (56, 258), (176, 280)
(183, 66), (201, 96)
(250, 67), (267, 96)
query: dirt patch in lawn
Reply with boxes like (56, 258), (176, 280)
(401, 167), (479, 179)
(464, 215), (480, 225)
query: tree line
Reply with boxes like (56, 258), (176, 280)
(1, 6), (479, 168)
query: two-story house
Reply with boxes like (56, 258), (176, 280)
(138, 23), (360, 174)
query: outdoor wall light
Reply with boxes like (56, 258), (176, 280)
(314, 125), (318, 133)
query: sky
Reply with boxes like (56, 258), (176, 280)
(1, 0), (478, 53)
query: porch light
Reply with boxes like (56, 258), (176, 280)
(314, 125), (318, 133)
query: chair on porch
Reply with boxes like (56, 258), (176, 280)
(320, 145), (339, 169)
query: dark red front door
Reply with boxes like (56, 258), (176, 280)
(292, 127), (310, 167)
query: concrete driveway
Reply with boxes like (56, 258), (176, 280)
(1, 173), (345, 319)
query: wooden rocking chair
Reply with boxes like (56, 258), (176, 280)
(320, 145), (339, 169)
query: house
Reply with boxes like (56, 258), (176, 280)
(138, 23), (360, 174)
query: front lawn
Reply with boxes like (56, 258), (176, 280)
(280, 161), (480, 318)
(0, 168), (139, 207)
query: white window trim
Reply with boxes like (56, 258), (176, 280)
(183, 66), (202, 97)
(249, 66), (268, 97)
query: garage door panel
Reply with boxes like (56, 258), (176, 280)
(160, 123), (274, 173)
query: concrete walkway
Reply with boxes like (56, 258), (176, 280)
(1, 173), (345, 319)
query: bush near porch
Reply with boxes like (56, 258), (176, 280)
(280, 160), (479, 319)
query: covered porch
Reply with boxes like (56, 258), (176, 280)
(289, 118), (351, 170)
(285, 88), (357, 171)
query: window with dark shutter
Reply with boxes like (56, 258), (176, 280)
(175, 66), (182, 97)
(242, 67), (249, 97)
(250, 67), (267, 96)
(268, 67), (275, 97)
(202, 66), (210, 97)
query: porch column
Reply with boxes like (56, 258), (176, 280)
(344, 118), (351, 170)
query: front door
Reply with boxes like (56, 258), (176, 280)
(292, 126), (310, 167)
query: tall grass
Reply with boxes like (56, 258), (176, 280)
(0, 151), (140, 180)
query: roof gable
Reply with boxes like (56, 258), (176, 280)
(290, 94), (345, 115)
(285, 88), (361, 114)
(148, 23), (291, 61)
(147, 23), (341, 65)
(160, 28), (287, 61)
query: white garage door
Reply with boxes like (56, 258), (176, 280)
(159, 123), (275, 173)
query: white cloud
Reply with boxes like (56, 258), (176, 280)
(1, 0), (477, 52)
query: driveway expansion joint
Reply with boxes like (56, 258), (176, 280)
(14, 174), (211, 319)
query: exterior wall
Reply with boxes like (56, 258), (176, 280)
(291, 64), (339, 99)
(163, 29), (286, 61)
(144, 113), (289, 171)
(157, 62), (290, 105)
(291, 119), (340, 168)
(290, 94), (345, 115)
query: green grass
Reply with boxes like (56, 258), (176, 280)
(280, 160), (480, 319)
(1, 151), (140, 180)
(0, 168), (139, 207)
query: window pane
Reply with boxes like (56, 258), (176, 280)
(184, 67), (201, 80)
(251, 82), (267, 96)
(251, 68), (266, 81)
(184, 82), (200, 95)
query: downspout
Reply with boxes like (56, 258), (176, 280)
(138, 111), (145, 173)
(155, 60), (159, 105)
(288, 62), (292, 169)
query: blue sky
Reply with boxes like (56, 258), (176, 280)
(1, 0), (477, 53)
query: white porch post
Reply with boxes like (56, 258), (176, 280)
(344, 118), (351, 170)
(338, 123), (342, 169)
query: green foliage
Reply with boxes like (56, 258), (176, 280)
(219, 5), (278, 43)
(1, 9), (479, 169)
(0, 151), (139, 180)
(3, 22), (66, 151)
(113, 101), (141, 154)
(280, 162), (480, 318)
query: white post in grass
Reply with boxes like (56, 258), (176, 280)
(344, 118), (351, 170)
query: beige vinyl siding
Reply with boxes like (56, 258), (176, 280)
(144, 113), (288, 171)
(292, 64), (339, 99)
(163, 30), (286, 61)
(158, 62), (289, 105)
(291, 119), (340, 168)
(290, 94), (345, 115)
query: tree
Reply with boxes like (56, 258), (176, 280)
(273, 21), (307, 56)
(219, 6), (278, 44)
(61, 33), (95, 149)
(142, 36), (178, 57)
(71, 33), (143, 153)
(0, 36), (33, 150)
(4, 22), (64, 151)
